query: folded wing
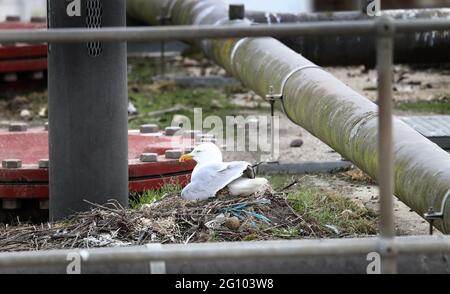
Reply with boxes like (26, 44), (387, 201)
(181, 161), (250, 201)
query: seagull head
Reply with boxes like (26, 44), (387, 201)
(179, 142), (223, 165)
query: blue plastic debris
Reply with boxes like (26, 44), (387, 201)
(221, 199), (272, 224)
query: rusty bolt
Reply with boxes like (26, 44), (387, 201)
(31, 71), (44, 80)
(2, 159), (22, 169)
(9, 122), (28, 132)
(3, 73), (18, 83)
(183, 130), (201, 139)
(195, 133), (215, 141)
(184, 146), (195, 153)
(139, 153), (158, 163)
(2, 199), (21, 210)
(165, 126), (181, 136)
(6, 16), (20, 22)
(166, 149), (183, 159)
(38, 159), (49, 169)
(140, 124), (159, 134)
(39, 200), (50, 210)
(31, 16), (46, 23)
(201, 138), (217, 144)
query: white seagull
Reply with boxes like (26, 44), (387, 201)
(179, 143), (268, 201)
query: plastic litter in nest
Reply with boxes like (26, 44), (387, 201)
(0, 190), (326, 252)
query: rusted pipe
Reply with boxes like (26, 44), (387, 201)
(245, 8), (450, 66)
(127, 0), (450, 233)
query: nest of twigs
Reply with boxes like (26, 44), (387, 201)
(0, 190), (327, 252)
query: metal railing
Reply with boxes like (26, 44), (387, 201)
(1, 17), (450, 274)
(0, 19), (450, 43)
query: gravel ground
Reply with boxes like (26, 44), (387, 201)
(328, 65), (450, 103)
(314, 174), (433, 236)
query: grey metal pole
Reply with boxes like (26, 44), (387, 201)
(48, 0), (128, 220)
(1, 236), (450, 274)
(376, 17), (397, 274)
(2, 252), (450, 274)
(1, 20), (450, 43)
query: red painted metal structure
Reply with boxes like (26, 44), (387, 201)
(0, 19), (48, 79)
(0, 19), (196, 211)
(0, 127), (196, 205)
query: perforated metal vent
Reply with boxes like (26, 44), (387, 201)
(86, 0), (103, 57)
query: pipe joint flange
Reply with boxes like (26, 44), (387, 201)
(265, 65), (325, 124)
(230, 37), (249, 74)
(375, 16), (396, 37)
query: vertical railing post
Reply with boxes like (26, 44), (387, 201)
(376, 16), (397, 274)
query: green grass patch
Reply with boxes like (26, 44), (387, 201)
(267, 175), (378, 237)
(130, 184), (182, 209)
(396, 99), (450, 114)
(128, 87), (249, 129)
(288, 188), (377, 236)
(127, 57), (264, 129)
(266, 175), (299, 191)
(128, 57), (159, 84)
(1, 57), (261, 127)
(271, 227), (300, 238)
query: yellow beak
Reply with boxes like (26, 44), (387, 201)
(179, 153), (194, 163)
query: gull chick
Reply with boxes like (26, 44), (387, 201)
(179, 143), (268, 201)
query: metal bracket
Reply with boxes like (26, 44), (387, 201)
(424, 189), (450, 234)
(265, 65), (324, 124)
(146, 244), (167, 274)
(159, 0), (176, 23)
(156, 15), (172, 24)
(265, 86), (282, 163)
(265, 85), (282, 114)
(268, 65), (324, 100)
(157, 5), (173, 77)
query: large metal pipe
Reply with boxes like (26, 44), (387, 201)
(245, 8), (450, 66)
(127, 0), (450, 233)
(48, 0), (128, 219)
(1, 236), (450, 274)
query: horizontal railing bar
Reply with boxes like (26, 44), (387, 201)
(394, 19), (450, 33)
(0, 22), (376, 43)
(0, 19), (449, 43)
(0, 236), (449, 267)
